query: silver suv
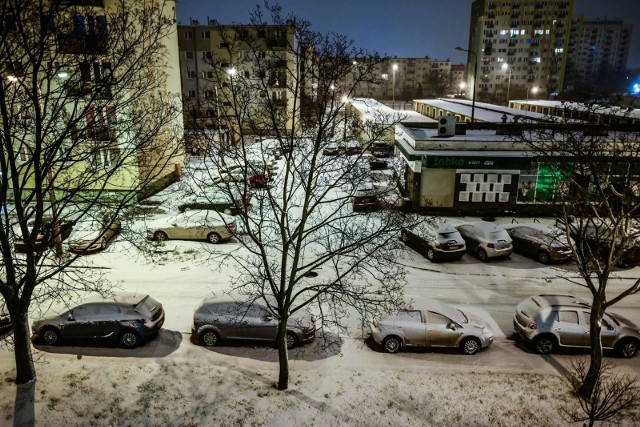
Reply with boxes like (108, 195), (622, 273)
(400, 220), (466, 261)
(456, 221), (513, 262)
(513, 294), (640, 357)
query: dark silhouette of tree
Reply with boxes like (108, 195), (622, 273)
(185, 4), (412, 390)
(516, 104), (640, 397)
(0, 0), (183, 385)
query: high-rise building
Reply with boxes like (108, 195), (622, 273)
(466, 0), (574, 103)
(565, 17), (632, 92)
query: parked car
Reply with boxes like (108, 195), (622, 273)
(322, 142), (343, 156)
(212, 171), (246, 184)
(370, 299), (494, 355)
(146, 210), (236, 244)
(456, 221), (513, 261)
(31, 293), (164, 348)
(351, 182), (378, 212)
(67, 210), (121, 253)
(400, 221), (466, 261)
(13, 217), (74, 252)
(513, 294), (640, 357)
(503, 223), (573, 264)
(370, 141), (393, 158)
(366, 154), (388, 170)
(345, 140), (362, 155)
(178, 193), (241, 215)
(577, 221), (640, 268)
(192, 298), (316, 349)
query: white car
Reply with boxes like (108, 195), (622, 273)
(67, 210), (121, 253)
(146, 210), (236, 244)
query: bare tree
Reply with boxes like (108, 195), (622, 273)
(562, 358), (640, 427)
(0, 0), (183, 384)
(183, 4), (414, 390)
(516, 104), (640, 397)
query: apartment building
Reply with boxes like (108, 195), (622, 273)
(177, 19), (297, 145)
(467, 0), (574, 103)
(351, 58), (461, 101)
(2, 0), (185, 198)
(565, 17), (632, 92)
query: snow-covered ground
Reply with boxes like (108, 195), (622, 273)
(1, 152), (640, 426)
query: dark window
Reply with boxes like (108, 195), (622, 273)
(73, 15), (86, 37)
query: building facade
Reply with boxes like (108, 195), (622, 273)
(177, 19), (297, 147)
(565, 17), (632, 92)
(3, 0), (185, 199)
(350, 58), (463, 102)
(466, 0), (574, 103)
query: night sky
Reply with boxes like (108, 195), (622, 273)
(176, 0), (640, 70)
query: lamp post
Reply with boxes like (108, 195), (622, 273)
(392, 63), (398, 109)
(341, 95), (350, 139)
(524, 86), (538, 117)
(502, 63), (512, 106)
(455, 46), (477, 123)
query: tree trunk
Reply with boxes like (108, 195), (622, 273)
(276, 320), (289, 390)
(579, 297), (604, 398)
(12, 310), (37, 385)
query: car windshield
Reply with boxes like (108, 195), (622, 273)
(456, 309), (469, 323)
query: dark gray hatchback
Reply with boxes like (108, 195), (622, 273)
(31, 293), (164, 348)
(192, 298), (316, 349)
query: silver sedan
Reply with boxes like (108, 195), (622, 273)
(146, 210), (236, 244)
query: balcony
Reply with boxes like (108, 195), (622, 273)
(68, 82), (112, 99)
(84, 125), (116, 141)
(57, 33), (107, 54)
(267, 38), (287, 49)
(267, 59), (288, 69)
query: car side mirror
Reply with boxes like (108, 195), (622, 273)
(447, 322), (457, 330)
(67, 313), (75, 322)
(264, 315), (273, 322)
(607, 324), (614, 331)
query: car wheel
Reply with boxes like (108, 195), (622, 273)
(400, 230), (408, 242)
(616, 338), (638, 358)
(426, 247), (436, 262)
(120, 330), (140, 348)
(460, 337), (481, 355)
(41, 327), (60, 345)
(383, 336), (402, 354)
(286, 331), (297, 349)
(477, 249), (488, 262)
(207, 232), (222, 244)
(154, 231), (168, 241)
(537, 251), (551, 264)
(199, 330), (220, 347)
(534, 335), (556, 355)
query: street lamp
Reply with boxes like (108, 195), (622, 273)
(502, 63), (512, 106)
(341, 95), (350, 139)
(392, 63), (398, 109)
(524, 86), (538, 117)
(455, 46), (477, 123)
(458, 81), (466, 96)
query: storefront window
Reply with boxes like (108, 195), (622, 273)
(517, 163), (563, 203)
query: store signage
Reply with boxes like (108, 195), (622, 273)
(423, 155), (531, 169)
